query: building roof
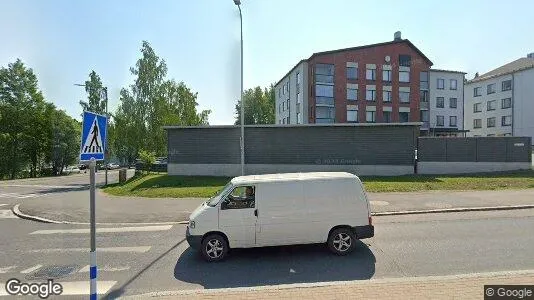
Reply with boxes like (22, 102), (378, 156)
(231, 172), (358, 184)
(468, 57), (534, 83)
(430, 68), (467, 74)
(275, 39), (433, 87)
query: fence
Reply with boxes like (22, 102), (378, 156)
(165, 123), (420, 176)
(417, 137), (532, 174)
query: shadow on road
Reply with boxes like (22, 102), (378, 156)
(174, 241), (375, 289)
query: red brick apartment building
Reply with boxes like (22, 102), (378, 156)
(275, 32), (433, 126)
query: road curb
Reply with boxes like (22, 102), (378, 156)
(11, 204), (187, 226)
(117, 269), (534, 299)
(372, 204), (534, 216)
(12, 203), (534, 226)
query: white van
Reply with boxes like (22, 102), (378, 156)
(186, 172), (374, 262)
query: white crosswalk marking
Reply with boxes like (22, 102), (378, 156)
(0, 193), (39, 199)
(20, 264), (43, 274)
(0, 281), (117, 296)
(0, 210), (17, 219)
(29, 246), (151, 253)
(0, 266), (17, 273)
(0, 204), (7, 207)
(30, 225), (173, 235)
(78, 265), (130, 273)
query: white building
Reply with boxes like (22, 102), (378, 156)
(428, 69), (466, 136)
(464, 54), (534, 143)
(275, 61), (309, 125)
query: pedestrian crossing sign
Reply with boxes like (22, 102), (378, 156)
(80, 111), (107, 161)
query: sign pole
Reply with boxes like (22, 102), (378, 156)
(89, 158), (97, 300)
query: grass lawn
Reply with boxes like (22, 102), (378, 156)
(102, 170), (534, 198)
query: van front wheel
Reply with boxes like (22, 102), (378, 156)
(201, 234), (228, 262)
(327, 228), (356, 255)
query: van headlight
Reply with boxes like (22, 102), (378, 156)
(188, 220), (195, 229)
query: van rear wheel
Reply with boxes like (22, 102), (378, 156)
(327, 228), (356, 255)
(201, 234), (228, 262)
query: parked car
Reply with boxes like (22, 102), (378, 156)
(186, 172), (374, 262)
(105, 163), (120, 170)
(63, 166), (81, 174)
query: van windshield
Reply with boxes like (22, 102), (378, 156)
(207, 182), (233, 207)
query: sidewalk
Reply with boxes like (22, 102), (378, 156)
(15, 188), (534, 224)
(122, 270), (534, 299)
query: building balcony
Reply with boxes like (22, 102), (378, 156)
(420, 102), (429, 110)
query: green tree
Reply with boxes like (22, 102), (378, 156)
(114, 41), (211, 162)
(79, 70), (106, 115)
(138, 149), (156, 174)
(234, 85), (275, 125)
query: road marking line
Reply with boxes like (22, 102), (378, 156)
(0, 184), (86, 189)
(0, 210), (17, 219)
(0, 266), (17, 273)
(29, 246), (151, 253)
(0, 193), (39, 199)
(30, 225), (173, 235)
(79, 265), (130, 273)
(20, 264), (43, 274)
(0, 204), (7, 207)
(0, 281), (117, 296)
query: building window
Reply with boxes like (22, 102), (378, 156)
(316, 106), (335, 123)
(347, 109), (358, 122)
(399, 55), (411, 67)
(366, 89), (376, 101)
(278, 103), (281, 113)
(501, 98), (512, 109)
(383, 90), (392, 102)
(436, 115), (444, 127)
(474, 87), (481, 97)
(420, 71), (429, 90)
(282, 101), (285, 111)
(347, 88), (358, 101)
(382, 70), (391, 82)
(315, 84), (334, 98)
(383, 111), (392, 123)
(502, 80), (512, 91)
(399, 71), (410, 82)
(473, 102), (482, 112)
(366, 111), (376, 123)
(366, 69), (376, 80)
(399, 112), (410, 122)
(473, 119), (482, 128)
(437, 78), (445, 89)
(399, 92), (410, 103)
(297, 91), (303, 104)
(296, 112), (302, 124)
(502, 115), (512, 126)
(450, 116), (457, 127)
(421, 110), (429, 122)
(278, 88), (281, 98)
(487, 100), (497, 111)
(315, 64), (334, 83)
(420, 90), (428, 102)
(449, 98), (457, 108)
(487, 83), (496, 94)
(436, 97), (444, 108)
(487, 117), (496, 128)
(347, 67), (358, 80)
(450, 79), (457, 90)
(296, 72), (301, 93)
(282, 118), (286, 124)
(287, 99), (290, 111)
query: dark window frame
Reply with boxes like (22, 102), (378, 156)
(436, 115), (445, 127)
(502, 80), (512, 91)
(347, 67), (358, 80)
(437, 78), (445, 89)
(474, 87), (482, 97)
(487, 117), (496, 128)
(449, 98), (457, 108)
(449, 116), (457, 127)
(436, 97), (445, 108)
(501, 98), (512, 109)
(450, 79), (457, 90)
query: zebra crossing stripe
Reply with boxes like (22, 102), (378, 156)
(20, 264), (43, 274)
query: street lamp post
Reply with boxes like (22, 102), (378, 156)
(75, 83), (109, 185)
(233, 0), (244, 176)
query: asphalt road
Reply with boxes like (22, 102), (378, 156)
(1, 205), (533, 299)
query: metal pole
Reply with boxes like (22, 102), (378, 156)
(89, 158), (97, 300)
(104, 88), (108, 186)
(238, 4), (244, 176)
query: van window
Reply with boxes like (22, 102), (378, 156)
(221, 185), (255, 210)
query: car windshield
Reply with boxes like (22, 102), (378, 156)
(207, 182), (233, 207)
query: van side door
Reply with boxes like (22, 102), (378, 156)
(218, 185), (257, 248)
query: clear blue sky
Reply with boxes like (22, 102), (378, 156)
(2, 0), (533, 125)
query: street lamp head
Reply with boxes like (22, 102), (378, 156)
(233, 0), (241, 5)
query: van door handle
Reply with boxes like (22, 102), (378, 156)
(254, 209), (258, 217)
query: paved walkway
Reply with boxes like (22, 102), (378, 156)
(123, 270), (534, 299)
(12, 188), (534, 223)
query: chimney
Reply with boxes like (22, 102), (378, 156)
(527, 53), (534, 59)
(394, 31), (402, 41)
(474, 72), (479, 78)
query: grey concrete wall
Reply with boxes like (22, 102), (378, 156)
(418, 162), (531, 174)
(166, 124), (419, 176)
(168, 163), (413, 177)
